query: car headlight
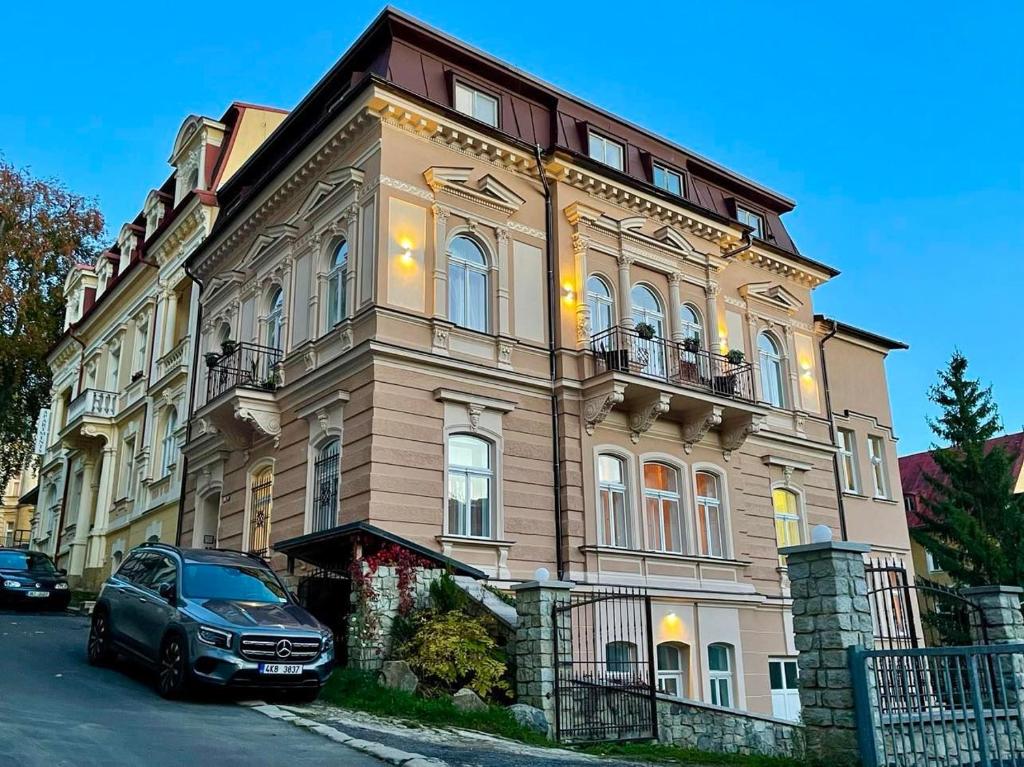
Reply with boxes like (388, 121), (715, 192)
(3, 580), (21, 588)
(54, 583), (69, 590)
(320, 630), (335, 652)
(197, 626), (233, 649)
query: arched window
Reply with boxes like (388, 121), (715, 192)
(631, 284), (666, 377)
(598, 454), (631, 548)
(586, 275), (615, 336)
(773, 488), (801, 566)
(447, 434), (493, 538)
(248, 465), (274, 557)
(311, 439), (341, 532)
(161, 407), (178, 476)
(680, 304), (703, 345)
(266, 287), (284, 350)
(695, 471), (726, 558)
(643, 462), (683, 553)
(708, 643), (734, 707)
(448, 235), (489, 332)
(217, 321), (232, 349)
(326, 240), (348, 328)
(147, 534), (160, 543)
(657, 642), (689, 697)
(758, 332), (785, 407)
(605, 640), (638, 674)
(111, 550), (124, 569)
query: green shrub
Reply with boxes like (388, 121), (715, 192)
(403, 610), (508, 699)
(428, 571), (467, 613)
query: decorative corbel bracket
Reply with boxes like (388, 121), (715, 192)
(233, 403), (282, 447)
(583, 381), (627, 436)
(721, 414), (767, 461)
(681, 405), (724, 453)
(629, 393), (672, 444)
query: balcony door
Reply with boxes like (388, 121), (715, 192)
(631, 284), (666, 378)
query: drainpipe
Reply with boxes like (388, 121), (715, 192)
(819, 319), (848, 541)
(534, 144), (565, 581)
(175, 260), (205, 546)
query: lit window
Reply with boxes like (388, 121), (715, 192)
(266, 288), (284, 350)
(447, 434), (493, 538)
(454, 81), (498, 127)
(161, 407), (178, 476)
(773, 488), (801, 566)
(736, 207), (764, 239)
(588, 131), (624, 171)
(326, 240), (348, 329)
(838, 428), (859, 493)
(605, 640), (638, 674)
(248, 466), (274, 556)
(657, 642), (688, 697)
(758, 332), (785, 408)
(695, 471), (726, 558)
(311, 439), (341, 532)
(598, 454), (631, 548)
(653, 163), (683, 196)
(448, 235), (489, 333)
(868, 436), (890, 499)
(643, 462), (683, 553)
(586, 275), (615, 336)
(708, 644), (733, 707)
(769, 659), (800, 721)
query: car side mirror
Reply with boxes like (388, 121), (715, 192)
(157, 582), (176, 603)
(58, 568), (67, 576)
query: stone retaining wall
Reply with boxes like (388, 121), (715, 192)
(656, 695), (803, 757)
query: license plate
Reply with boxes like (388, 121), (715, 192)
(258, 663), (302, 675)
(27, 591), (49, 598)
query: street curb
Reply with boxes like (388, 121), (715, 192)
(243, 701), (448, 767)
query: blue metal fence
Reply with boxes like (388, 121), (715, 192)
(850, 643), (1024, 767)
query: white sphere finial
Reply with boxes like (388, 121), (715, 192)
(811, 524), (834, 544)
(534, 567), (551, 582)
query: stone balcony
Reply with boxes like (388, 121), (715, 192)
(61, 388), (118, 447)
(584, 325), (767, 455)
(157, 337), (189, 382)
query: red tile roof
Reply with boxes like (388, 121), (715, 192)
(900, 431), (1024, 528)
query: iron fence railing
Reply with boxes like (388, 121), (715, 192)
(205, 342), (282, 402)
(311, 441), (340, 533)
(590, 325), (755, 403)
(3, 529), (30, 548)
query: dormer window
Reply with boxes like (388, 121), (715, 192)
(653, 163), (683, 196)
(453, 81), (498, 127)
(588, 131), (624, 171)
(736, 206), (764, 239)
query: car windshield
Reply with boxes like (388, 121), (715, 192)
(0, 551), (58, 574)
(181, 564), (288, 603)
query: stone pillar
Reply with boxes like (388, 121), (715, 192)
(616, 254), (634, 328)
(86, 445), (117, 569)
(782, 540), (873, 765)
(431, 204), (449, 320)
(667, 273), (684, 342)
(69, 457), (98, 578)
(162, 289), (178, 355)
(511, 578), (573, 736)
(705, 281), (720, 354)
(963, 586), (1024, 644)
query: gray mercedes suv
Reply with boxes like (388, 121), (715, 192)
(87, 543), (334, 699)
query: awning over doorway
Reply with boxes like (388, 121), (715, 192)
(273, 521), (487, 579)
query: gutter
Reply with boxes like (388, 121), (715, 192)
(534, 144), (565, 581)
(819, 319), (848, 541)
(175, 259), (205, 545)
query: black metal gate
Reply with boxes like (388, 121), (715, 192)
(552, 587), (658, 743)
(298, 568), (350, 666)
(866, 558), (988, 648)
(248, 472), (274, 558)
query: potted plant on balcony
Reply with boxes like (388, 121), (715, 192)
(635, 321), (657, 341)
(726, 348), (745, 365)
(221, 338), (238, 356)
(682, 336), (701, 353)
(204, 351), (222, 368)
(679, 336), (701, 383)
(716, 348), (745, 396)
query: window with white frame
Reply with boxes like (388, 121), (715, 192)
(773, 488), (801, 566)
(447, 434), (493, 538)
(643, 462), (683, 553)
(656, 642), (689, 697)
(311, 439), (341, 533)
(588, 131), (624, 170)
(454, 81), (498, 127)
(695, 471), (727, 558)
(133, 320), (148, 375)
(631, 284), (667, 378)
(586, 275), (615, 336)
(769, 658), (800, 721)
(266, 288), (284, 350)
(448, 235), (489, 333)
(925, 549), (943, 573)
(838, 428), (859, 493)
(598, 454), (631, 548)
(119, 435), (136, 499)
(708, 643), (734, 707)
(652, 163), (683, 196)
(680, 304), (703, 346)
(108, 344), (121, 390)
(736, 206), (764, 239)
(758, 332), (785, 407)
(605, 640), (638, 674)
(161, 407), (178, 476)
(326, 240), (348, 329)
(868, 435), (890, 498)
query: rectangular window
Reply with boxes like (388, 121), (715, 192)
(736, 206), (764, 239)
(447, 435), (493, 538)
(588, 131), (624, 171)
(868, 436), (890, 498)
(708, 644), (733, 708)
(133, 321), (148, 375)
(769, 659), (801, 721)
(925, 550), (942, 573)
(311, 440), (341, 533)
(119, 436), (136, 500)
(838, 428), (859, 493)
(108, 345), (121, 390)
(652, 163), (683, 196)
(454, 81), (499, 127)
(598, 454), (631, 548)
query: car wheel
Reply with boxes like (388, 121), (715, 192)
(87, 611), (115, 666)
(157, 634), (190, 699)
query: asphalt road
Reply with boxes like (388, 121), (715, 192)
(0, 610), (380, 767)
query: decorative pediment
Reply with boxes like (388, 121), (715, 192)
(740, 282), (804, 312)
(653, 225), (695, 253)
(424, 166), (525, 215)
(619, 216), (646, 232)
(296, 167), (365, 221)
(244, 224), (298, 267)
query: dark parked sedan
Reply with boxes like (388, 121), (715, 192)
(0, 548), (71, 610)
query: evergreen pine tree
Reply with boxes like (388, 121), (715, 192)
(912, 352), (1024, 586)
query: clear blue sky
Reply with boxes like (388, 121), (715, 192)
(2, 2), (1021, 454)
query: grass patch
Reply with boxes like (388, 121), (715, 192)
(578, 741), (807, 766)
(320, 668), (549, 745)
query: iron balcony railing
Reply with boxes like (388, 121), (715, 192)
(4, 529), (31, 548)
(205, 342), (283, 402)
(590, 325), (755, 403)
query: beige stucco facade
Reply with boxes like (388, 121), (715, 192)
(2, 466), (37, 548)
